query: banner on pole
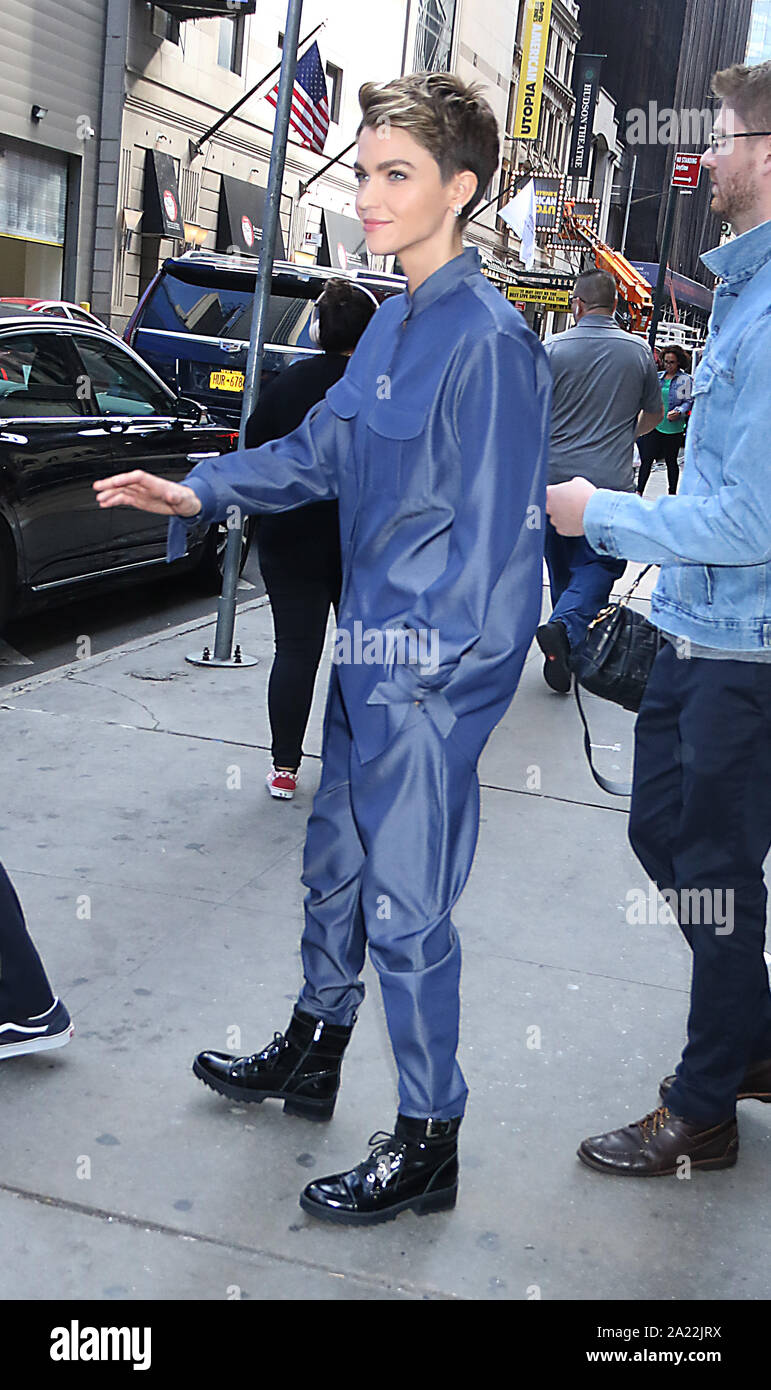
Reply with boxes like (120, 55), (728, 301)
(513, 0), (553, 141)
(567, 54), (604, 177)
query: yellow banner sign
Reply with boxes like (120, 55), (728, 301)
(513, 0), (553, 141)
(507, 285), (571, 309)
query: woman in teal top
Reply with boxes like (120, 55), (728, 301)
(637, 344), (693, 495)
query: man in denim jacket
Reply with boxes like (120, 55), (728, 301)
(548, 60), (771, 1177)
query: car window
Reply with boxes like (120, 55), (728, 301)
(141, 269), (315, 346)
(0, 331), (84, 416)
(72, 339), (173, 416)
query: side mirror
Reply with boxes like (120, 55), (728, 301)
(175, 395), (208, 426)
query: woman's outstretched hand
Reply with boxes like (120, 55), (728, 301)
(93, 471), (202, 518)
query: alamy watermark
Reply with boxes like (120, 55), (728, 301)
(625, 103), (733, 148)
(332, 621), (440, 674)
(625, 883), (734, 935)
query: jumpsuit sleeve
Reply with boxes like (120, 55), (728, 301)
(378, 328), (551, 699)
(166, 396), (341, 561)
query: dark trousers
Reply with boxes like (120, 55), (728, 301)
(257, 512), (342, 772)
(629, 643), (771, 1124)
(637, 430), (683, 495)
(0, 860), (55, 1019)
(544, 519), (627, 651)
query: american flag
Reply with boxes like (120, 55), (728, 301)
(266, 42), (330, 156)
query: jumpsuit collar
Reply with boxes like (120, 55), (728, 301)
(401, 246), (481, 321)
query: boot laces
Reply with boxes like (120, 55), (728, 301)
(359, 1131), (405, 1189)
(244, 1031), (288, 1068)
(637, 1106), (671, 1142)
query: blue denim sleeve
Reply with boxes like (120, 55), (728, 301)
(585, 322), (771, 567)
(166, 398), (340, 561)
(384, 329), (550, 696)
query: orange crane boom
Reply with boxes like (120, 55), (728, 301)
(558, 199), (654, 336)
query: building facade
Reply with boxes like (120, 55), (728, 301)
(0, 0), (105, 303)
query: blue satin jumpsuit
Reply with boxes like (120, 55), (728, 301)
(168, 248), (552, 1120)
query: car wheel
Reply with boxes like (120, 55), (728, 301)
(193, 515), (254, 593)
(0, 521), (18, 632)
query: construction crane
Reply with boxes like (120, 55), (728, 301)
(557, 198), (654, 337)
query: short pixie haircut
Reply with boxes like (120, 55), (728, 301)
(357, 72), (500, 228)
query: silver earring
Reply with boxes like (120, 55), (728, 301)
(454, 204), (462, 217)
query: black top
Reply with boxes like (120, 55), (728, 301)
(245, 353), (345, 558)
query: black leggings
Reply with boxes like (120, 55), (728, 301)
(257, 515), (342, 772)
(637, 429), (683, 495)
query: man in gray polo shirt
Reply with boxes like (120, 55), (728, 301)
(536, 269), (663, 692)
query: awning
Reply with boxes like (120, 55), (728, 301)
(153, 2), (256, 19)
(217, 176), (285, 258)
(318, 210), (368, 271)
(143, 151), (184, 239)
(630, 262), (713, 314)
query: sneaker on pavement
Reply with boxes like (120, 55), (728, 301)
(266, 767), (298, 800)
(0, 997), (74, 1060)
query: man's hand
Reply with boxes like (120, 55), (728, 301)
(546, 477), (597, 536)
(93, 471), (202, 518)
(667, 409), (681, 421)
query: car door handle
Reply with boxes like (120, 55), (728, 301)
(187, 451), (222, 461)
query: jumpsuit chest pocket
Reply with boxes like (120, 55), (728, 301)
(365, 396), (430, 496)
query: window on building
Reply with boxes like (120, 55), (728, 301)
(414, 0), (457, 73)
(218, 14), (246, 74)
(151, 6), (182, 46)
(515, 1), (526, 48)
(326, 62), (342, 123)
(555, 36), (564, 82)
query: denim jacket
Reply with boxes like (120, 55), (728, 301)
(658, 369), (693, 417)
(585, 218), (771, 652)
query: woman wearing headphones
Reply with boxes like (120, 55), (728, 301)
(245, 279), (378, 799)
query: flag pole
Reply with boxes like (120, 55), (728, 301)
(187, 0), (306, 668)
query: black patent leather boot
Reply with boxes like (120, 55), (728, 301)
(192, 1008), (355, 1121)
(299, 1114), (461, 1224)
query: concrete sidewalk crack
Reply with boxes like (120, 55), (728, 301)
(0, 1182), (457, 1300)
(64, 674), (162, 730)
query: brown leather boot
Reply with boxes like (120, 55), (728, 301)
(578, 1105), (738, 1176)
(659, 1056), (771, 1105)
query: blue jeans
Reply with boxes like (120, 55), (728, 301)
(544, 520), (627, 650)
(629, 643), (771, 1125)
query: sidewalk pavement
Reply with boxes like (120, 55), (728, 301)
(1, 520), (768, 1301)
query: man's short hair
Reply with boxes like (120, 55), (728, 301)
(357, 72), (500, 227)
(316, 278), (377, 354)
(712, 60), (771, 132)
(574, 269), (617, 311)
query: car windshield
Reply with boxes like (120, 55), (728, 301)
(140, 269), (315, 346)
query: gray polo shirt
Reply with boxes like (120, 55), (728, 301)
(544, 315), (662, 491)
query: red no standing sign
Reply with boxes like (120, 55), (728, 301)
(672, 153), (702, 189)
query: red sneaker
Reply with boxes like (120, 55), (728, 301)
(266, 767), (297, 800)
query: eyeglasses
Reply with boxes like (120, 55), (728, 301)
(708, 131), (771, 153)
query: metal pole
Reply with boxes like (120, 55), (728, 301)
(187, 0), (305, 669)
(620, 153), (637, 258)
(648, 180), (677, 351)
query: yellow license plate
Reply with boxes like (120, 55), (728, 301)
(209, 370), (245, 392)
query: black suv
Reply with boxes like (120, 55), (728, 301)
(124, 252), (406, 424)
(0, 315), (248, 628)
